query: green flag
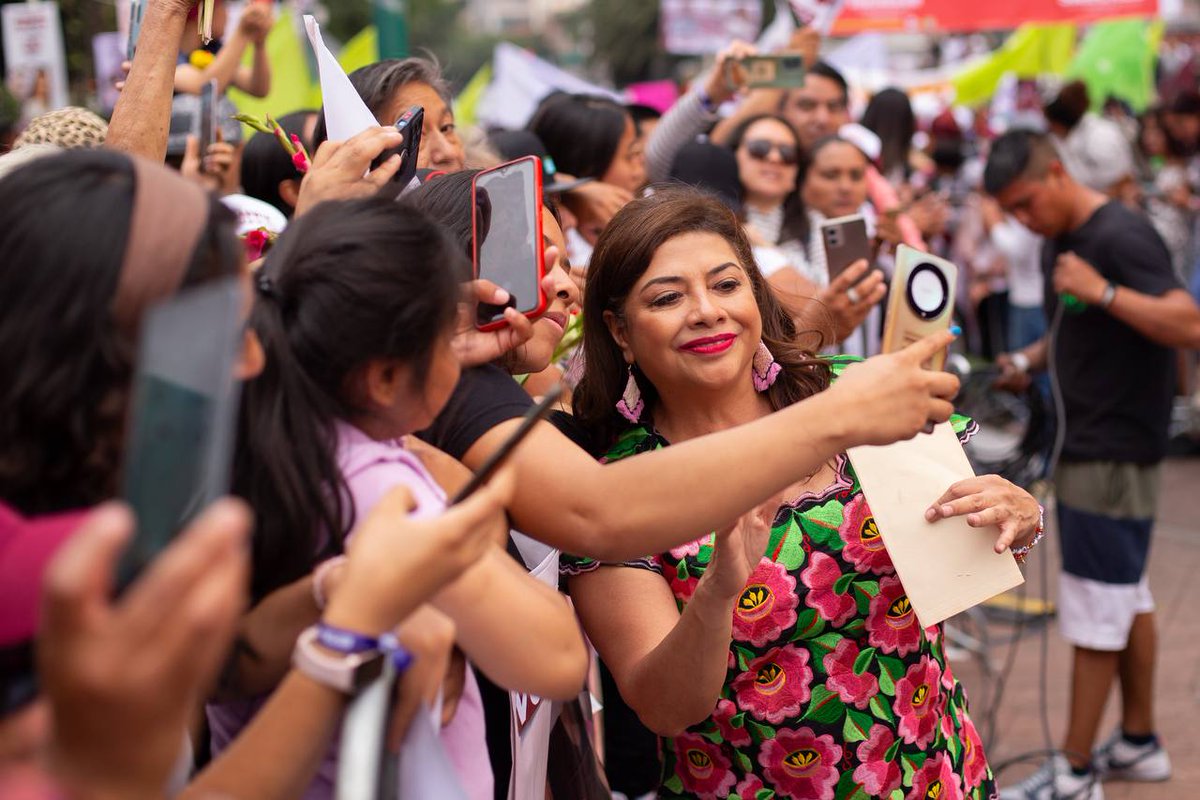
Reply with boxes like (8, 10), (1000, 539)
(1065, 18), (1163, 113)
(454, 63), (493, 129)
(952, 24), (1077, 107)
(340, 26), (380, 75)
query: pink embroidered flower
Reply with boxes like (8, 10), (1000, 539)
(839, 494), (894, 575)
(712, 698), (751, 748)
(759, 727), (841, 800)
(734, 772), (766, 798)
(907, 752), (964, 800)
(941, 658), (956, 690)
(823, 639), (879, 709)
(853, 725), (902, 796)
(893, 656), (944, 748)
(732, 560), (799, 647)
(800, 552), (857, 626)
(960, 712), (988, 790)
(730, 644), (812, 724)
(866, 576), (923, 656)
(671, 732), (736, 799)
(670, 535), (709, 560)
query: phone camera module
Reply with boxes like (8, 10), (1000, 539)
(906, 263), (949, 320)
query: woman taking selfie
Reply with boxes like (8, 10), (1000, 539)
(562, 188), (1044, 800)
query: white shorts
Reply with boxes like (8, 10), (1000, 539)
(1058, 572), (1156, 651)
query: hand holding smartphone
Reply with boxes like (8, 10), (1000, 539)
(880, 245), (958, 371)
(819, 214), (872, 284)
(372, 105), (423, 200)
(730, 53), (806, 89)
(472, 156), (547, 331)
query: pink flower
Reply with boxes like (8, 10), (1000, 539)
(244, 228), (268, 262)
(839, 494), (894, 575)
(671, 732), (736, 799)
(734, 772), (766, 798)
(866, 576), (923, 656)
(960, 712), (989, 790)
(730, 644), (812, 724)
(854, 725), (903, 796)
(712, 698), (751, 748)
(669, 535), (708, 560)
(893, 656), (944, 748)
(732, 560), (799, 647)
(906, 752), (964, 800)
(800, 551), (857, 626)
(759, 727), (841, 800)
(823, 639), (879, 709)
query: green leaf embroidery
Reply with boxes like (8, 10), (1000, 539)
(884, 739), (901, 762)
(790, 608), (826, 641)
(730, 711), (746, 729)
(870, 694), (896, 724)
(853, 647), (877, 675)
(877, 656), (906, 697)
(746, 719), (776, 742)
(800, 513), (843, 551)
(807, 632), (843, 660)
(756, 789), (777, 800)
(676, 559), (689, 581)
(854, 589), (872, 616)
(901, 756), (916, 786)
(842, 618), (867, 636)
(889, 790), (905, 800)
(734, 748), (754, 773)
(663, 772), (684, 794)
(835, 769), (872, 800)
(801, 684), (847, 724)
(833, 571), (856, 595)
(700, 729), (723, 744)
(854, 580), (881, 597)
(775, 518), (808, 570)
(843, 708), (873, 743)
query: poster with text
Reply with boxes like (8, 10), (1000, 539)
(661, 0), (763, 55)
(2, 1), (69, 115)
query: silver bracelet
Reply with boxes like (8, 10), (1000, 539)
(1011, 504), (1046, 562)
(1100, 282), (1118, 310)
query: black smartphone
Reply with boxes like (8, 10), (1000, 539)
(472, 156), (547, 330)
(450, 385), (562, 504)
(117, 277), (244, 587)
(199, 78), (218, 159)
(372, 105), (423, 199)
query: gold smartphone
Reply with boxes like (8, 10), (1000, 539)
(881, 244), (958, 370)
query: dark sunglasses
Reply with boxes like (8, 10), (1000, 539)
(744, 139), (799, 166)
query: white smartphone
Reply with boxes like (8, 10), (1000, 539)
(880, 244), (958, 370)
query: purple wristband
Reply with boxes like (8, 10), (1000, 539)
(316, 622), (380, 654)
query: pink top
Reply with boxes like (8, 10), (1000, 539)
(207, 422), (493, 800)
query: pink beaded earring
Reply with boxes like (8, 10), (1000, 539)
(616, 365), (644, 422)
(752, 341), (781, 392)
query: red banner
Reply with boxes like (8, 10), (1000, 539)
(831, 0), (1159, 34)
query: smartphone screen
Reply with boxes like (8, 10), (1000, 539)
(372, 105), (423, 199)
(739, 54), (806, 89)
(199, 79), (218, 158)
(820, 214), (871, 283)
(117, 277), (244, 586)
(880, 245), (958, 370)
(472, 156), (546, 330)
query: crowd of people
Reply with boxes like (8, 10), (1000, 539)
(2, 2), (1200, 800)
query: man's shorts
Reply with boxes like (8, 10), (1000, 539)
(1055, 460), (1160, 651)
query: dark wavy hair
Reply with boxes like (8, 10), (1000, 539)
(527, 93), (630, 180)
(721, 113), (810, 247)
(234, 197), (461, 601)
(0, 149), (238, 515)
(572, 188), (831, 449)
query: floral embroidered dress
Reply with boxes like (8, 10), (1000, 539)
(561, 360), (997, 800)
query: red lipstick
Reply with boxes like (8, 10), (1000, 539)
(680, 333), (737, 355)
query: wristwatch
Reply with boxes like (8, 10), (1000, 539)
(1099, 281), (1118, 310)
(292, 625), (384, 694)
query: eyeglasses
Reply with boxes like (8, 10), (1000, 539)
(743, 139), (799, 166)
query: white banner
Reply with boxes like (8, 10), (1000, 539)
(661, 0), (762, 55)
(2, 1), (69, 114)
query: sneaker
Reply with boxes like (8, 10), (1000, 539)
(1092, 729), (1172, 782)
(999, 755), (1104, 800)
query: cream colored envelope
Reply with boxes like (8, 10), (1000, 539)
(847, 422), (1024, 628)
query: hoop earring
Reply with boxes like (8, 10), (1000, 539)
(752, 341), (781, 392)
(616, 365), (645, 423)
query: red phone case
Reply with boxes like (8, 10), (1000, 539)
(472, 156), (547, 332)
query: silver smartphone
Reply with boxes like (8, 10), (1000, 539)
(819, 214), (872, 284)
(117, 277), (244, 586)
(881, 244), (958, 371)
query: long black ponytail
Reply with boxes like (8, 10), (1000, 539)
(235, 197), (462, 601)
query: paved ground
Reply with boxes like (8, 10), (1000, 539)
(951, 456), (1200, 797)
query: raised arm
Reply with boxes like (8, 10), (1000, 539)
(464, 331), (960, 562)
(106, 0), (196, 160)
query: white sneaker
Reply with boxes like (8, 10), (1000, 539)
(999, 755), (1104, 800)
(1092, 729), (1172, 782)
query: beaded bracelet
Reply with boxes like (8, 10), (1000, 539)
(1010, 504), (1045, 563)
